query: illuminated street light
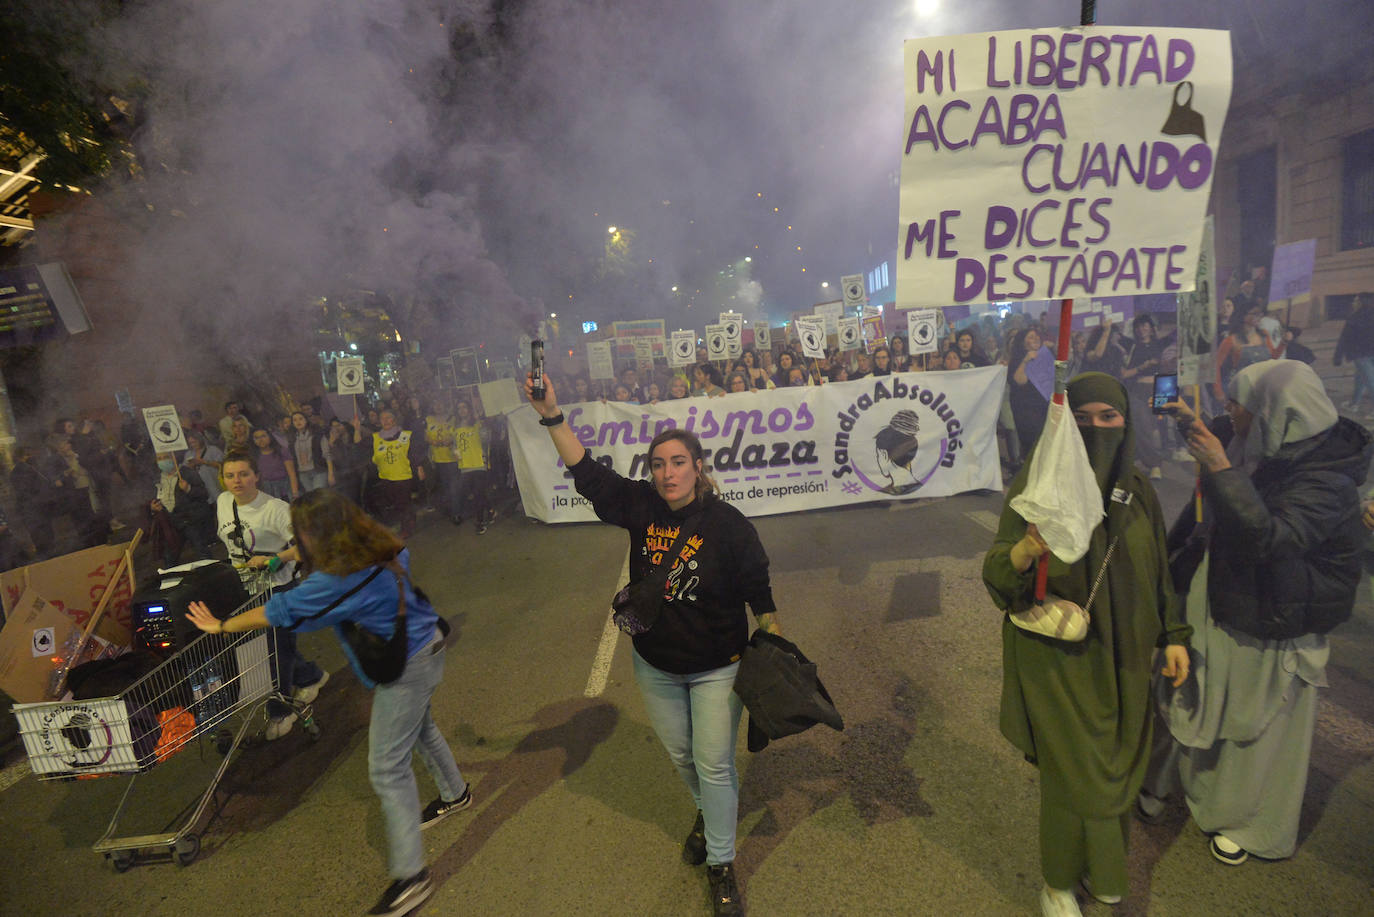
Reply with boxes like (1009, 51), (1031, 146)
(349, 343), (358, 351)
(671, 285), (679, 292)
(550, 312), (558, 318)
(607, 225), (617, 233)
(744, 256), (752, 262)
(821, 281), (830, 288)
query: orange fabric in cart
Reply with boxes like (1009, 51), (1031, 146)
(155, 708), (196, 761)
(75, 707), (197, 780)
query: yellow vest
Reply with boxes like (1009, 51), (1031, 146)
(426, 416), (457, 464)
(453, 424), (485, 470)
(373, 431), (413, 481)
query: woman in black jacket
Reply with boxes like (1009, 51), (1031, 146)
(525, 373), (779, 917)
(1143, 360), (1371, 865)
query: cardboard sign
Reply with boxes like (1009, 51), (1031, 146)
(669, 330), (697, 367)
(795, 317), (827, 359)
(142, 405), (187, 453)
(705, 323), (729, 361)
(719, 312), (743, 358)
(1268, 238), (1318, 305)
(754, 325), (771, 352)
(336, 356), (366, 395)
(837, 316), (862, 351)
(477, 379), (524, 416)
(0, 543), (135, 650)
(587, 341), (615, 381)
(898, 27), (1233, 308)
(1177, 215), (1216, 386)
(0, 590), (74, 702)
(841, 274), (866, 308)
(813, 300), (844, 335)
(907, 309), (940, 355)
(633, 338), (656, 365)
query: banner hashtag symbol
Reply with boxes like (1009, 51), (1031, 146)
(842, 481), (863, 495)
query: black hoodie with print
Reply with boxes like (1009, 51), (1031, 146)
(570, 451), (776, 674)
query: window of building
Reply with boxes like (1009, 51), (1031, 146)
(1341, 128), (1374, 251)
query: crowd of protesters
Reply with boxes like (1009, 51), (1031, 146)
(1, 383), (514, 573)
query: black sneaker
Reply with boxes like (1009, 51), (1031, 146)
(682, 810), (706, 865)
(420, 786), (472, 830)
(707, 863), (743, 917)
(368, 869), (433, 916)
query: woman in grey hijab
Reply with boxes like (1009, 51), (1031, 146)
(1143, 360), (1372, 865)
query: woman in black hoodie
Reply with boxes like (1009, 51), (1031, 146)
(525, 373), (779, 917)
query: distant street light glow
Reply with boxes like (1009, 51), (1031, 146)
(607, 226), (617, 233)
(821, 281), (829, 288)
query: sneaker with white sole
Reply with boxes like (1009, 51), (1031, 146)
(368, 869), (433, 916)
(1080, 876), (1122, 905)
(1040, 885), (1082, 917)
(292, 670), (330, 704)
(264, 712), (297, 741)
(420, 786), (472, 829)
(1210, 834), (1248, 865)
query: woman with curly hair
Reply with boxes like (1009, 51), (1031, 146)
(188, 489), (469, 917)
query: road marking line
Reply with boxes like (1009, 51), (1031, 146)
(0, 761), (31, 793)
(584, 550), (631, 698)
(965, 510), (1001, 534)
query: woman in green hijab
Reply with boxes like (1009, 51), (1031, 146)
(983, 372), (1192, 917)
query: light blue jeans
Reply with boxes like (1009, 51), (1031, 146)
(297, 468), (329, 493)
(632, 648), (743, 865)
(369, 632), (467, 879)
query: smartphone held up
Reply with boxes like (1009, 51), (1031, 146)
(530, 339), (546, 401)
(1151, 373), (1179, 414)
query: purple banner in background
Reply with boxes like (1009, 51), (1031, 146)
(1268, 239), (1318, 304)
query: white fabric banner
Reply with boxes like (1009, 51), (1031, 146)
(1177, 214), (1216, 387)
(897, 27), (1232, 309)
(509, 368), (1007, 523)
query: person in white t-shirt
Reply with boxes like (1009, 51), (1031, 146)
(217, 448), (328, 739)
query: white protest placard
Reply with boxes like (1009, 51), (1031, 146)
(719, 312), (743, 358)
(813, 300), (844, 335)
(837, 316), (862, 351)
(897, 27), (1232, 309)
(1268, 238), (1318, 306)
(1177, 215), (1216, 387)
(907, 309), (940, 355)
(142, 405), (187, 453)
(795, 317), (827, 359)
(841, 274), (866, 308)
(336, 356), (366, 395)
(587, 341), (615, 381)
(705, 323), (729, 361)
(633, 338), (656, 366)
(753, 325), (771, 352)
(669, 330), (697, 367)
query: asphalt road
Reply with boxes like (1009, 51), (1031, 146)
(2, 466), (1373, 916)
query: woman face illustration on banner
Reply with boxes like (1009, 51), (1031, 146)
(873, 409), (923, 495)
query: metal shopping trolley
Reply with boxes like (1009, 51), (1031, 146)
(11, 579), (320, 871)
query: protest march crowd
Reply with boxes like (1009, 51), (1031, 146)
(5, 269), (1373, 917)
(0, 385), (515, 574)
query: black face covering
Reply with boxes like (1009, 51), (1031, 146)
(1066, 372), (1135, 505)
(1076, 425), (1127, 499)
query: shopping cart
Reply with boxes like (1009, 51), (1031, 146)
(10, 581), (320, 871)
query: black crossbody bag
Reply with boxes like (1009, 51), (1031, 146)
(612, 515), (702, 636)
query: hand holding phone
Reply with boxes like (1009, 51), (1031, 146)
(1151, 373), (1179, 414)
